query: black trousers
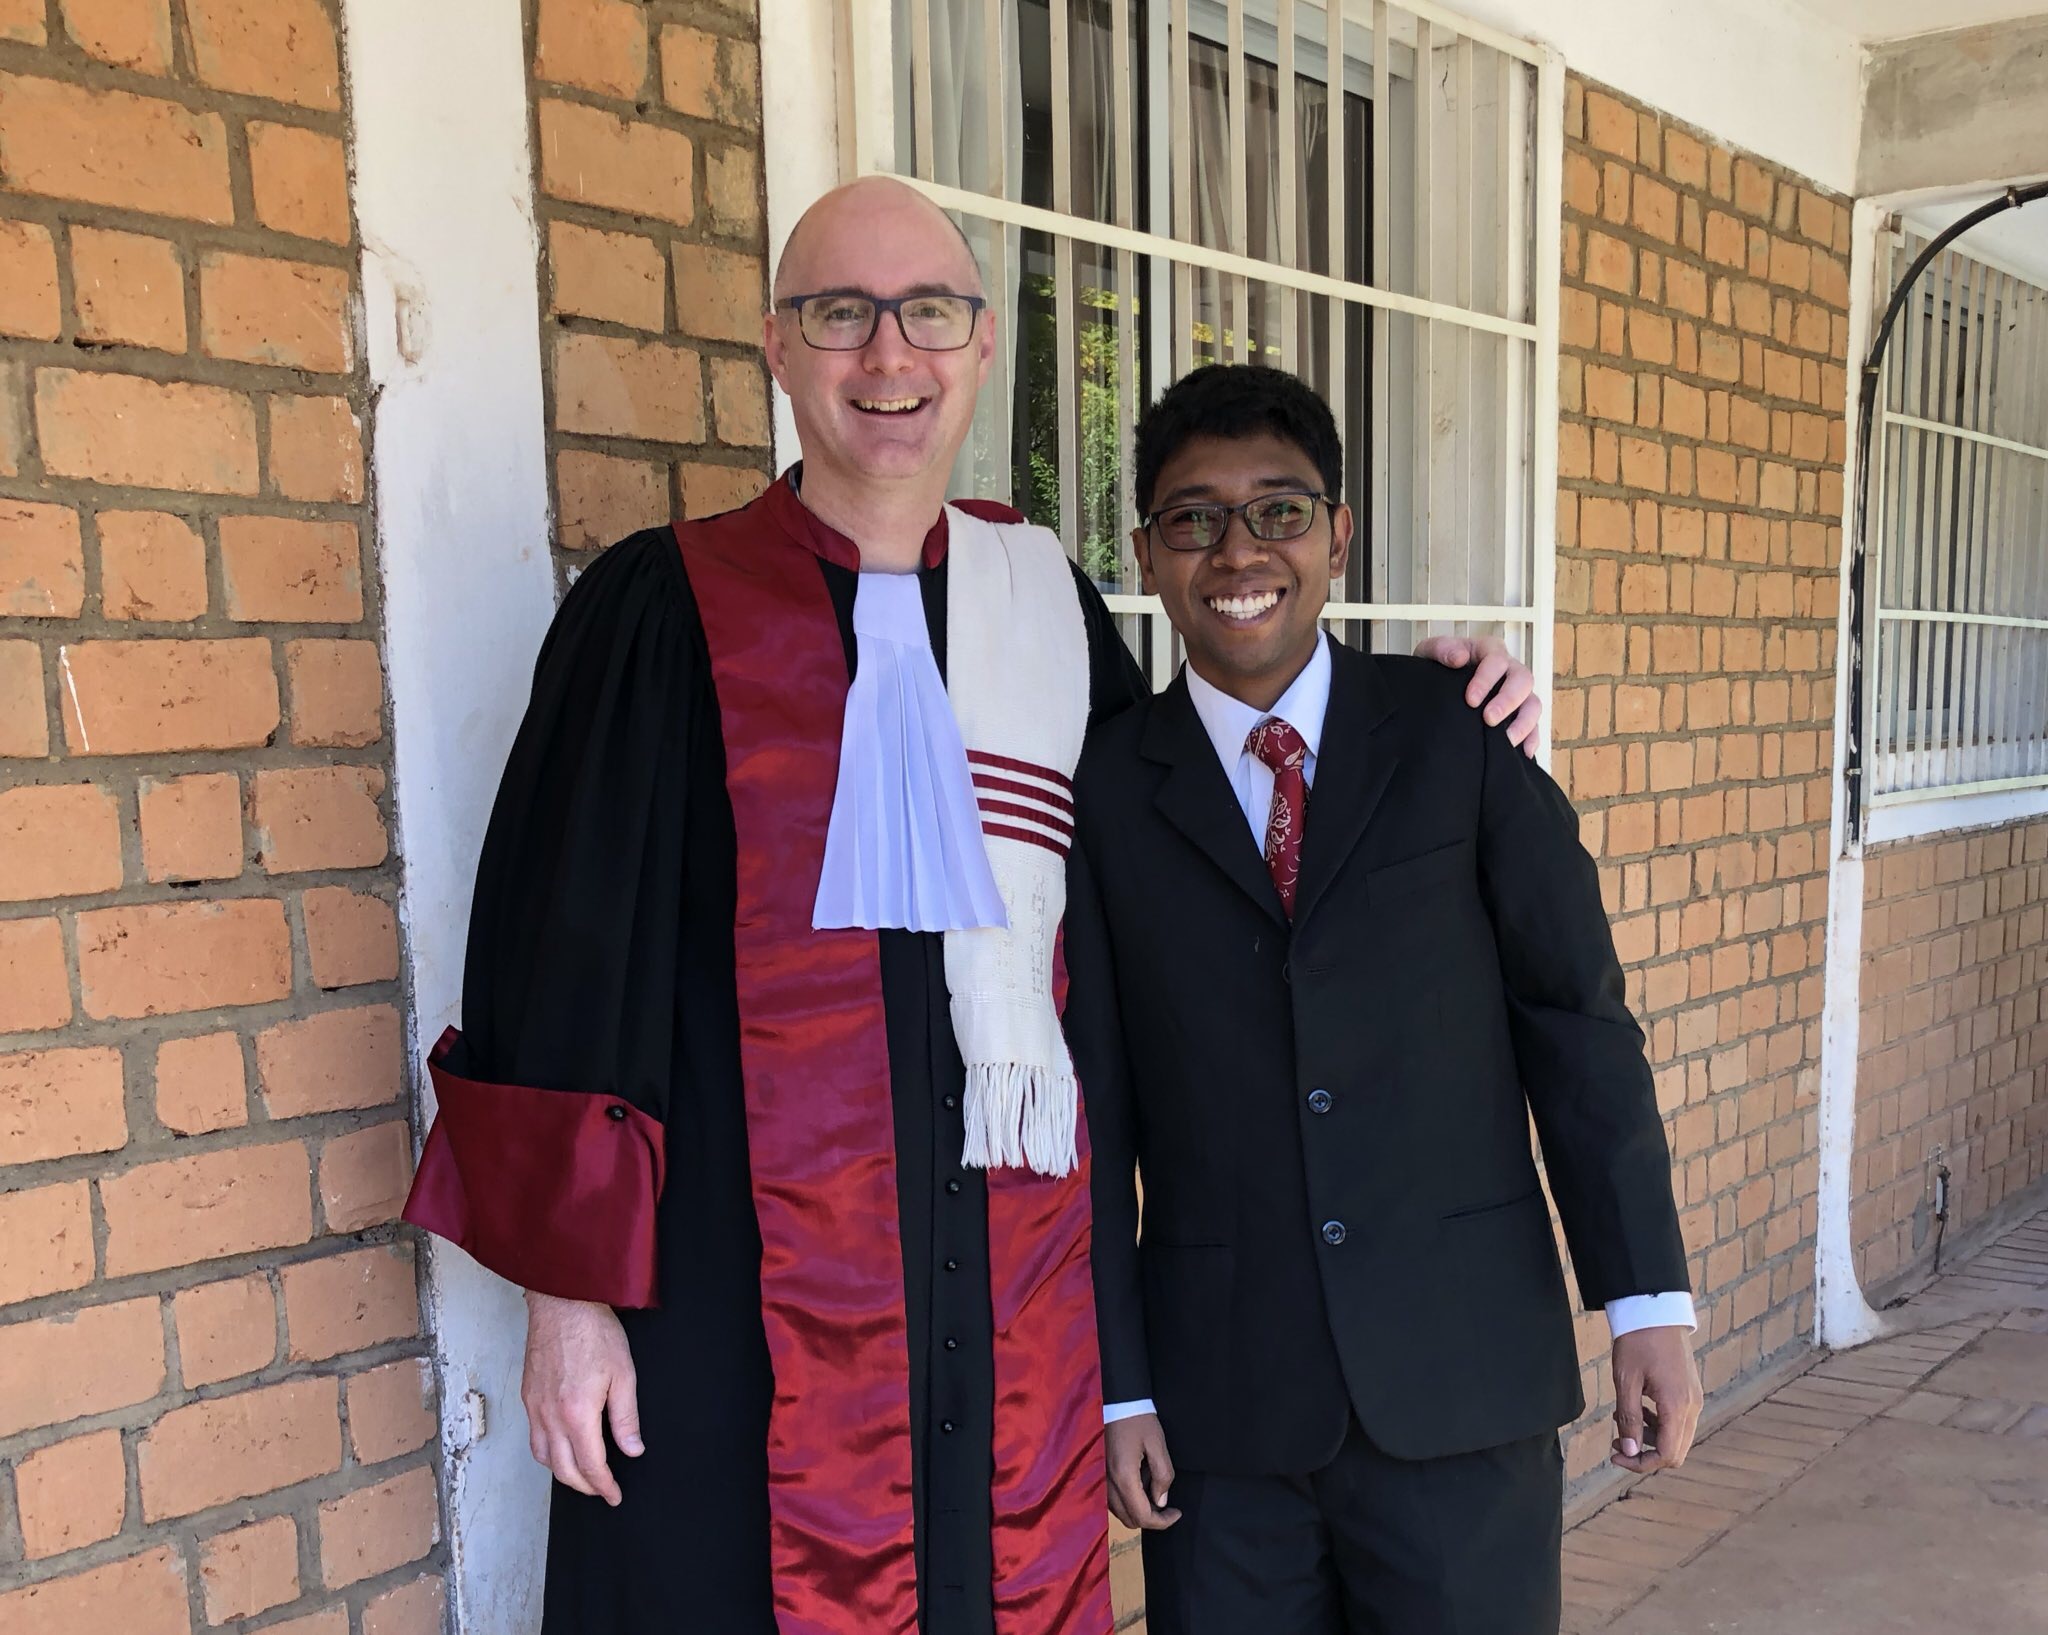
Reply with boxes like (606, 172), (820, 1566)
(1141, 1420), (1563, 1635)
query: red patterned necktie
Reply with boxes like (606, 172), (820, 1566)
(1247, 717), (1311, 919)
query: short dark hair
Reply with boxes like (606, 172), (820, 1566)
(1133, 364), (1343, 518)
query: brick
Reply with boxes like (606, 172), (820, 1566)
(705, 143), (759, 239)
(678, 460), (765, 518)
(285, 639), (383, 748)
(155, 1030), (248, 1136)
(15, 1426), (127, 1559)
(1584, 231), (1632, 294)
(536, 0), (649, 97)
(284, 1243), (418, 1363)
(304, 886), (398, 988)
(138, 1376), (341, 1520)
(77, 898), (291, 1018)
(0, 782), (121, 901)
(364, 1574), (447, 1635)
(0, 1546), (188, 1635)
(269, 393), (365, 503)
(35, 369), (257, 493)
(220, 515), (363, 622)
(0, 922), (75, 1043)
(537, 98), (694, 227)
(102, 1141), (313, 1277)
(252, 766), (388, 872)
(1, 0), (45, 41)
(673, 242), (764, 344)
(0, 1298), (165, 1437)
(0, 1180), (94, 1307)
(318, 1464), (439, 1587)
(553, 330), (706, 443)
(257, 1003), (403, 1117)
(320, 1120), (412, 1232)
(1583, 91), (1636, 160)
(199, 1514), (299, 1623)
(70, 223), (187, 353)
(0, 218), (59, 338)
(185, 0), (340, 109)
(0, 499), (84, 616)
(248, 122), (351, 244)
(173, 1272), (276, 1386)
(0, 640), (47, 757)
(0, 73), (233, 221)
(346, 1357), (435, 1465)
(711, 355), (770, 447)
(200, 252), (352, 373)
(556, 449), (670, 550)
(660, 24), (760, 128)
(550, 220), (666, 330)
(0, 1045), (126, 1163)
(58, 0), (172, 71)
(265, 1612), (349, 1635)
(100, 510), (208, 621)
(139, 771), (242, 884)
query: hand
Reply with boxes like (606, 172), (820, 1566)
(1105, 1412), (1181, 1531)
(521, 1291), (643, 1505)
(1609, 1325), (1702, 1475)
(1412, 634), (1542, 757)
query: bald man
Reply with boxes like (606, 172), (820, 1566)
(402, 178), (1542, 1635)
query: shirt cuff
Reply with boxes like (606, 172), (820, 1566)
(1606, 1291), (1697, 1338)
(1103, 1398), (1158, 1425)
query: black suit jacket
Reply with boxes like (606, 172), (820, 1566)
(1067, 640), (1690, 1475)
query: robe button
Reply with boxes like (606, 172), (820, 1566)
(941, 1420), (957, 1435)
(1321, 1220), (1348, 1246)
(945, 1259), (959, 1272)
(946, 1179), (962, 1195)
(605, 1105), (627, 1122)
(944, 1336), (959, 1350)
(1307, 1088), (1333, 1115)
(943, 1094), (959, 1111)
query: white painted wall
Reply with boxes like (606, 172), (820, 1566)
(341, 0), (558, 1629)
(1445, 0), (1864, 192)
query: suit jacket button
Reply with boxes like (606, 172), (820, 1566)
(1307, 1088), (1333, 1114)
(1321, 1220), (1347, 1246)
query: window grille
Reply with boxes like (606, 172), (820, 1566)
(842, 0), (1563, 699)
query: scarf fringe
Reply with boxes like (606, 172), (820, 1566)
(962, 1061), (1078, 1179)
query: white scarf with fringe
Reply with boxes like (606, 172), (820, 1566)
(811, 505), (1089, 1177)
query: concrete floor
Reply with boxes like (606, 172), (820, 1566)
(1566, 1206), (2048, 1634)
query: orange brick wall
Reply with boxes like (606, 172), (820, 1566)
(526, 0), (773, 572)
(1853, 819), (2048, 1291)
(0, 3), (443, 1630)
(1551, 76), (1850, 1482)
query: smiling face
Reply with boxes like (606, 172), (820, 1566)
(764, 178), (994, 492)
(1134, 429), (1353, 711)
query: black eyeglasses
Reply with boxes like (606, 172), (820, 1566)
(776, 291), (987, 352)
(1146, 491), (1332, 552)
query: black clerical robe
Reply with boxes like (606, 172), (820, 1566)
(419, 505), (1145, 1634)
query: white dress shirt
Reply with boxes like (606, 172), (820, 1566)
(1103, 640), (1692, 1426)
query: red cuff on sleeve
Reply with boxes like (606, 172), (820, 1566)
(401, 1028), (667, 1308)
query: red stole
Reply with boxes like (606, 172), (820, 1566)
(677, 488), (1111, 1635)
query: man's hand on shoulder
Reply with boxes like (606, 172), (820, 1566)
(522, 1291), (643, 1505)
(1609, 1324), (1703, 1474)
(1105, 1412), (1182, 1531)
(1412, 634), (1543, 757)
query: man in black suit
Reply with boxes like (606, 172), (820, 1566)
(1067, 365), (1701, 1632)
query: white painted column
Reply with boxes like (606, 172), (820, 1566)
(340, 1), (558, 1628)
(761, 0), (842, 470)
(1814, 197), (1894, 1351)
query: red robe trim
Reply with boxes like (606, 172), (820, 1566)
(682, 482), (1111, 1635)
(403, 1028), (666, 1308)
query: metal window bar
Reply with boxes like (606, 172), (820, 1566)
(851, 0), (1558, 714)
(1868, 228), (2048, 803)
